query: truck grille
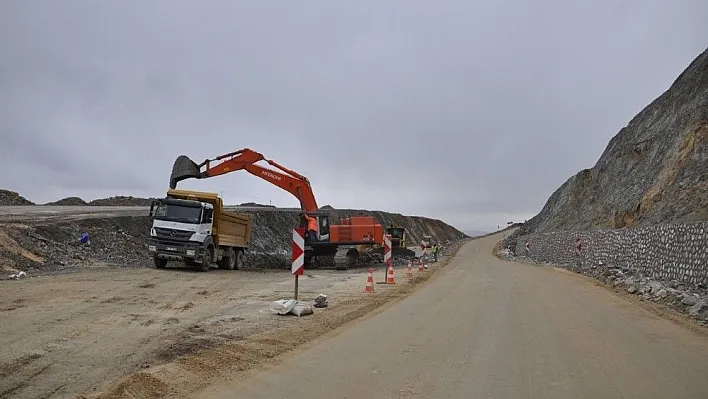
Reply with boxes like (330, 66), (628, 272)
(154, 227), (194, 241)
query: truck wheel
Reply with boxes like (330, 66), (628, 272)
(154, 257), (167, 269)
(219, 248), (236, 270)
(198, 248), (211, 272)
(235, 249), (245, 270)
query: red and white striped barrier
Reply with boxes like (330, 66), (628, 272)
(292, 228), (305, 275)
(383, 234), (392, 266)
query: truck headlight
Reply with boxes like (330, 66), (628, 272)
(148, 245), (156, 252)
(186, 249), (195, 256)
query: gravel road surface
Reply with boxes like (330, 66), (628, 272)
(195, 233), (708, 399)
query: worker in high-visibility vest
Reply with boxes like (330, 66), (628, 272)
(302, 213), (318, 243)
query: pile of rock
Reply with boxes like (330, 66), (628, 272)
(591, 263), (708, 324)
(0, 189), (34, 206)
(1, 216), (153, 275)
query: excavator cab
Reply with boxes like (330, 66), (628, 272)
(317, 214), (330, 241)
(386, 225), (406, 248)
(300, 212), (330, 243)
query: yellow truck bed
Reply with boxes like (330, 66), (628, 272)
(166, 189), (252, 249)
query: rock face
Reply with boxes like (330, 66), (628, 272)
(0, 190), (34, 206)
(499, 47), (708, 325)
(516, 46), (708, 236)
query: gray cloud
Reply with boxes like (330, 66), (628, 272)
(1, 0), (707, 232)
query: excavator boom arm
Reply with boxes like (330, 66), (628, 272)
(169, 148), (319, 212)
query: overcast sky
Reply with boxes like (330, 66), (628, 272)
(1, 1), (707, 232)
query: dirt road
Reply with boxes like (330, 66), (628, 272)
(195, 233), (708, 399)
(0, 266), (377, 398)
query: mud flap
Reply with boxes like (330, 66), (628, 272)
(169, 155), (202, 189)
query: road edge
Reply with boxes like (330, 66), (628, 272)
(492, 247), (708, 337)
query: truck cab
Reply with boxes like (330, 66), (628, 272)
(149, 198), (214, 267)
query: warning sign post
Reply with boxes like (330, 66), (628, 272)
(292, 228), (305, 299)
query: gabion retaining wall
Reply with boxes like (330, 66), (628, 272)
(503, 221), (708, 286)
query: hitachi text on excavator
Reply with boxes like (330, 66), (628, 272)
(168, 148), (388, 268)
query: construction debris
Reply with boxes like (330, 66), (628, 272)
(270, 299), (314, 317)
(314, 294), (329, 308)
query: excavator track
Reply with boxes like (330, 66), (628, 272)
(333, 246), (359, 270)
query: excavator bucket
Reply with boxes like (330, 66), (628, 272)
(169, 155), (203, 189)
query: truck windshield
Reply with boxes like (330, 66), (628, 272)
(153, 204), (202, 224)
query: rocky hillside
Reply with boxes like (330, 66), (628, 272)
(514, 46), (708, 237)
(0, 208), (465, 275)
(0, 190), (34, 205)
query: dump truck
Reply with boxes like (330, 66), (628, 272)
(148, 189), (252, 272)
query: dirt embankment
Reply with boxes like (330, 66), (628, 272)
(0, 207), (465, 275)
(0, 216), (151, 275)
(245, 209), (466, 268)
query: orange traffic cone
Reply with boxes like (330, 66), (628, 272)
(406, 261), (413, 281)
(386, 264), (396, 284)
(364, 268), (375, 293)
(418, 259), (424, 272)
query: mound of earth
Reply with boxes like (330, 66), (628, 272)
(237, 202), (276, 207)
(0, 189), (34, 206)
(46, 197), (88, 206)
(88, 196), (157, 206)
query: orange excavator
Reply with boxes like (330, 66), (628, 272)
(169, 148), (384, 268)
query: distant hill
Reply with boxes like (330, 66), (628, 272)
(0, 189), (34, 206)
(237, 202), (276, 208)
(513, 46), (708, 237)
(45, 197), (88, 206)
(87, 196), (157, 206)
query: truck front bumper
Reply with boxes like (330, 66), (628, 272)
(148, 239), (202, 261)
